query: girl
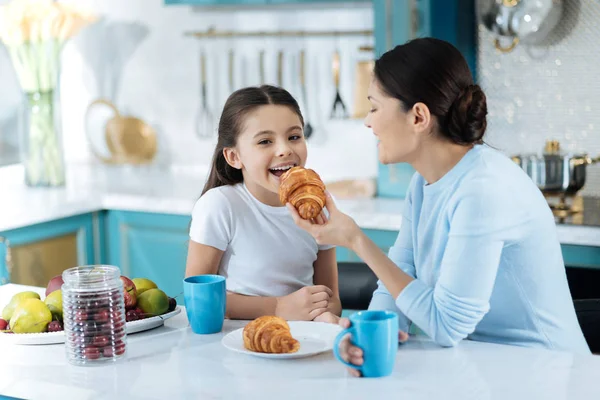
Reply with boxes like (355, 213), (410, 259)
(289, 37), (590, 372)
(185, 85), (341, 322)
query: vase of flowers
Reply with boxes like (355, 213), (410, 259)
(0, 0), (95, 186)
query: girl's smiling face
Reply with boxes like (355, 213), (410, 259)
(224, 104), (307, 206)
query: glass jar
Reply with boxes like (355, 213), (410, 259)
(62, 265), (127, 366)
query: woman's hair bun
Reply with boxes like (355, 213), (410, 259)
(446, 84), (487, 145)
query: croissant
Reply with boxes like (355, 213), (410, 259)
(242, 316), (300, 354)
(279, 166), (326, 220)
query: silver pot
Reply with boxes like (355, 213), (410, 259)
(512, 141), (600, 195)
(480, 0), (563, 53)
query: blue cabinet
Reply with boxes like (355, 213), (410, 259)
(336, 229), (398, 262)
(562, 244), (600, 270)
(0, 214), (99, 286)
(106, 211), (191, 298)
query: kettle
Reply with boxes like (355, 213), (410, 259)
(85, 99), (157, 164)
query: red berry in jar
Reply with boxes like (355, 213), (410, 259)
(83, 347), (101, 360)
(83, 321), (99, 336)
(95, 309), (110, 323)
(74, 310), (89, 322)
(92, 335), (109, 348)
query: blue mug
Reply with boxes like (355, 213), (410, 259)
(333, 310), (399, 377)
(183, 275), (226, 334)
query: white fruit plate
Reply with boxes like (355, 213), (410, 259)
(0, 306), (181, 345)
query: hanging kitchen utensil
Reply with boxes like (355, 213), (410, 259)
(85, 99), (157, 164)
(480, 0), (563, 53)
(330, 49), (348, 119)
(228, 49), (235, 93)
(259, 50), (266, 85)
(195, 50), (214, 139)
(277, 50), (284, 87)
(298, 50), (313, 140)
(306, 52), (327, 146)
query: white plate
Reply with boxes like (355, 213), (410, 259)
(0, 306), (181, 345)
(221, 321), (342, 359)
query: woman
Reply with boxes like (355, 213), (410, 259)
(288, 38), (590, 372)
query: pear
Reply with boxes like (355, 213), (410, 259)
(2, 291), (40, 322)
(132, 278), (157, 295)
(44, 289), (63, 321)
(10, 298), (52, 334)
(137, 289), (169, 317)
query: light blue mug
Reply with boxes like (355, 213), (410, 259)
(183, 275), (226, 334)
(333, 310), (399, 378)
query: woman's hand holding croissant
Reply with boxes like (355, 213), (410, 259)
(275, 285), (333, 321)
(287, 192), (361, 250)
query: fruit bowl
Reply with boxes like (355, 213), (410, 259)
(0, 306), (181, 345)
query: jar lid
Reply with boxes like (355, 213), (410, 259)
(62, 265), (122, 292)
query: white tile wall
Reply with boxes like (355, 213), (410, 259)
(477, 0), (600, 196)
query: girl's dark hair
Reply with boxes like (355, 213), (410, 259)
(201, 85), (304, 196)
(374, 37), (487, 145)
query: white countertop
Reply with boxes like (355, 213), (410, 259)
(1, 284), (599, 400)
(0, 163), (599, 246)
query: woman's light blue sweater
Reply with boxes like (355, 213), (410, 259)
(369, 144), (590, 354)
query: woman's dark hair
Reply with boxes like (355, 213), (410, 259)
(373, 37), (487, 145)
(201, 85), (304, 196)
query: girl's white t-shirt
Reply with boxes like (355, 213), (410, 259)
(189, 183), (334, 297)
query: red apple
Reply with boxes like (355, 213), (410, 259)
(0, 318), (7, 330)
(120, 276), (137, 308)
(46, 274), (64, 296)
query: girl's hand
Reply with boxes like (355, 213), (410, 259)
(337, 317), (409, 378)
(287, 192), (361, 249)
(313, 311), (341, 325)
(275, 285), (333, 321)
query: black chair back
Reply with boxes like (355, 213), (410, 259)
(574, 299), (600, 354)
(337, 262), (378, 311)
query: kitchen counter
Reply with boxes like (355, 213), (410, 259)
(1, 163), (599, 246)
(1, 283), (599, 400)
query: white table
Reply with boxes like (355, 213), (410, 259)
(1, 284), (600, 400)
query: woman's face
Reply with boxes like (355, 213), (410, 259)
(364, 79), (421, 165)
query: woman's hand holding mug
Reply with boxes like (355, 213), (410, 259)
(335, 312), (408, 378)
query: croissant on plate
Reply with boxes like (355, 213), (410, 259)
(242, 316), (300, 354)
(279, 166), (326, 220)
